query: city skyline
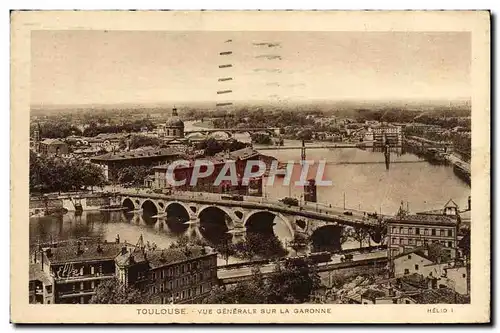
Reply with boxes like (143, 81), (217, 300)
(31, 31), (471, 106)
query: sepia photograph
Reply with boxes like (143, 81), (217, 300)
(10, 10), (490, 323)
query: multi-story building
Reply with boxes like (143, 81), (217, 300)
(90, 147), (182, 182)
(372, 125), (402, 146)
(30, 240), (128, 304)
(115, 242), (218, 304)
(30, 237), (218, 304)
(38, 139), (69, 156)
(152, 147), (269, 196)
(387, 200), (460, 261)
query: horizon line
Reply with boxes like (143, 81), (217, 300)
(31, 97), (471, 109)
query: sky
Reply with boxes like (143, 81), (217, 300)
(31, 31), (471, 106)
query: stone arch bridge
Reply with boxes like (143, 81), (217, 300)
(184, 127), (280, 139)
(117, 192), (386, 244)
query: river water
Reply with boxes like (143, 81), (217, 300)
(29, 121), (471, 264)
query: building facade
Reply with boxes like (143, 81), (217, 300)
(372, 125), (402, 146)
(90, 148), (181, 182)
(152, 147), (268, 196)
(387, 203), (460, 260)
(38, 139), (69, 156)
(29, 241), (128, 304)
(30, 238), (218, 304)
(115, 242), (218, 304)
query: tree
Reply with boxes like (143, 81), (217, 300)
(350, 227), (370, 248)
(129, 134), (161, 149)
(251, 132), (272, 145)
(90, 278), (151, 304)
(117, 166), (152, 186)
(266, 258), (321, 304)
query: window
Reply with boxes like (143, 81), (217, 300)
(431, 229), (436, 236)
(160, 284), (164, 292)
(169, 281), (173, 289)
(415, 227), (420, 235)
(448, 230), (453, 237)
(404, 269), (410, 275)
(405, 300), (411, 304)
(161, 270), (164, 279)
(409, 228), (413, 235)
(440, 230), (446, 237)
(152, 272), (156, 280)
(416, 240), (422, 246)
(448, 241), (453, 248)
(424, 229), (429, 236)
(399, 227), (403, 234)
(415, 264), (419, 271)
(392, 227), (397, 234)
(392, 238), (398, 245)
(407, 255), (412, 259)
(462, 274), (466, 278)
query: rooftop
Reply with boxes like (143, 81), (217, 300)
(146, 246), (214, 269)
(29, 263), (52, 285)
(227, 147), (260, 160)
(46, 242), (125, 264)
(408, 288), (470, 304)
(90, 147), (181, 162)
(115, 247), (147, 267)
(40, 138), (66, 145)
(361, 288), (386, 300)
(387, 214), (458, 226)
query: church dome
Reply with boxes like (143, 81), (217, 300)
(166, 108), (184, 128)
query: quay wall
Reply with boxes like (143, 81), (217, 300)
(29, 193), (112, 213)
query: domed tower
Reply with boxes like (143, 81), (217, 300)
(165, 107), (184, 138)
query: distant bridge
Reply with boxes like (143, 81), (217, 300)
(116, 191), (388, 245)
(184, 127), (281, 139)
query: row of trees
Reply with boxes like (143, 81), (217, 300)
(30, 152), (106, 194)
(30, 121), (82, 139)
(116, 166), (152, 187)
(82, 119), (155, 137)
(195, 138), (249, 156)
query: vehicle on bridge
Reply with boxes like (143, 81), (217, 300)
(343, 211), (353, 216)
(280, 197), (299, 207)
(221, 194), (244, 201)
(340, 254), (354, 262)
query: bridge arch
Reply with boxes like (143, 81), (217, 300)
(197, 205), (234, 229)
(310, 224), (344, 252)
(141, 199), (160, 216)
(121, 198), (136, 211)
(244, 210), (294, 238)
(165, 201), (192, 219)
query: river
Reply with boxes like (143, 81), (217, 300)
(29, 121), (471, 264)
